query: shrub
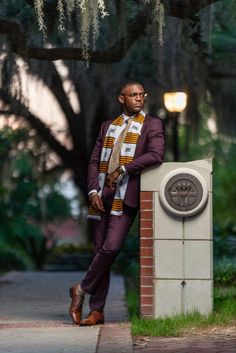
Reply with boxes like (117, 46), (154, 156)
(0, 247), (27, 271)
(214, 260), (236, 286)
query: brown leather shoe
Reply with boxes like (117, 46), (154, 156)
(69, 285), (85, 325)
(80, 310), (104, 326)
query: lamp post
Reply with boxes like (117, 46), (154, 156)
(163, 91), (188, 161)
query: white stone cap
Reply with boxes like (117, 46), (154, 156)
(141, 158), (213, 192)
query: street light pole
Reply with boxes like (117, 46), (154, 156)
(172, 112), (179, 162)
(163, 92), (188, 162)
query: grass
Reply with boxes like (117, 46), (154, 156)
(126, 283), (236, 337)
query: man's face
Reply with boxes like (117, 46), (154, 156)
(118, 84), (146, 116)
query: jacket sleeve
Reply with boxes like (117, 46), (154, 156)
(124, 118), (165, 175)
(87, 122), (107, 193)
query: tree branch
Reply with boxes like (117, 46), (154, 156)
(0, 89), (71, 163)
(28, 61), (82, 150)
(210, 71), (236, 79)
(0, 110), (13, 115)
(166, 0), (220, 19)
(0, 89), (88, 194)
(25, 0), (221, 19)
(29, 11), (147, 62)
(0, 17), (27, 56)
(0, 0), (221, 62)
(0, 11), (146, 62)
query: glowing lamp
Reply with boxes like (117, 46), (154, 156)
(163, 92), (187, 113)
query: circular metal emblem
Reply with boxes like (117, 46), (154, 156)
(159, 168), (208, 217)
(165, 174), (203, 212)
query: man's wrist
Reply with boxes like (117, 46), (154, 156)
(116, 165), (126, 175)
(88, 190), (98, 198)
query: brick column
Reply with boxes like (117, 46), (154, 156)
(140, 191), (154, 317)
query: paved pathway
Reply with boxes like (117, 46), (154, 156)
(0, 271), (132, 353)
(0, 271), (235, 353)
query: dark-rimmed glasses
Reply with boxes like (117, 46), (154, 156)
(120, 92), (148, 99)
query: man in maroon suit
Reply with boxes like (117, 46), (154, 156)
(69, 81), (165, 326)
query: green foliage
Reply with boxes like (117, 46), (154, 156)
(212, 0), (236, 62)
(50, 243), (93, 256)
(46, 243), (94, 271)
(0, 208), (53, 270)
(3, 0), (37, 33)
(6, 220), (52, 270)
(0, 245), (27, 271)
(214, 259), (236, 287)
(213, 143), (236, 229)
(179, 111), (236, 233)
(129, 286), (236, 337)
(122, 234), (236, 336)
(131, 296), (236, 337)
(214, 231), (236, 260)
(0, 126), (73, 271)
(126, 284), (139, 317)
(43, 191), (71, 220)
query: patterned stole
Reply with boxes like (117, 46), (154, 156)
(88, 113), (145, 220)
(107, 116), (133, 174)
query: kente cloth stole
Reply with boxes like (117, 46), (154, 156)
(88, 113), (145, 220)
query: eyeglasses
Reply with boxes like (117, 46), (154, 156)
(121, 92), (148, 99)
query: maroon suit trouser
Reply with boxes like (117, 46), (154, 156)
(81, 187), (138, 311)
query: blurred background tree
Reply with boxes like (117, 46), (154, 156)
(0, 124), (72, 270)
(0, 0), (235, 271)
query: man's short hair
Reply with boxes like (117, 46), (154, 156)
(118, 81), (145, 95)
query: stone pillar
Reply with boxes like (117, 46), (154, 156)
(140, 159), (213, 318)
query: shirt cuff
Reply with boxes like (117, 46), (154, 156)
(121, 165), (127, 174)
(88, 189), (98, 197)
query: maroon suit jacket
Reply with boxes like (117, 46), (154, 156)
(87, 114), (165, 208)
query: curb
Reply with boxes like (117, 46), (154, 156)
(97, 323), (133, 353)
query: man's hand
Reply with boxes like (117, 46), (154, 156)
(106, 170), (120, 189)
(89, 193), (105, 213)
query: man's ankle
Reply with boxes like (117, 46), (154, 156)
(75, 284), (85, 296)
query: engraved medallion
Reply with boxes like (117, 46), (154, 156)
(165, 174), (203, 212)
(159, 168), (209, 217)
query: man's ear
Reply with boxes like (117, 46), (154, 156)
(118, 94), (124, 104)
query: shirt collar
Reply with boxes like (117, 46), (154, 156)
(122, 110), (145, 121)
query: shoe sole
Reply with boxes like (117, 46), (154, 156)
(80, 320), (104, 326)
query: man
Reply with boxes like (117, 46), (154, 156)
(69, 81), (165, 326)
